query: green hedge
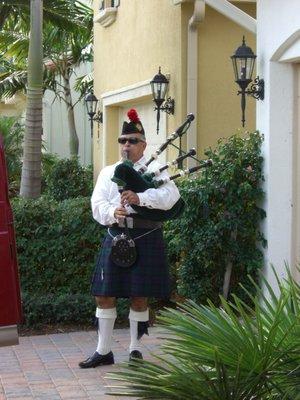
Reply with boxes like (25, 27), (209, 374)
(165, 132), (266, 304)
(12, 196), (101, 327)
(12, 196), (102, 295)
(43, 156), (93, 201)
(21, 293), (130, 328)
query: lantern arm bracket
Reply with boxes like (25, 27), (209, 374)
(238, 76), (264, 100)
(87, 110), (103, 124)
(92, 110), (103, 123)
(159, 97), (175, 115)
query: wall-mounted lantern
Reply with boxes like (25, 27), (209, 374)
(150, 67), (175, 134)
(231, 36), (264, 127)
(84, 90), (103, 137)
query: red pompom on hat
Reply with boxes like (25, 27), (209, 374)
(122, 108), (145, 136)
(127, 108), (140, 123)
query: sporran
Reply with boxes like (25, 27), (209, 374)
(110, 219), (137, 268)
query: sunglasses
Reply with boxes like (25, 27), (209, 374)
(118, 137), (143, 145)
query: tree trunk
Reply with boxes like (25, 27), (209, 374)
(222, 228), (238, 300)
(20, 0), (43, 198)
(63, 72), (79, 156)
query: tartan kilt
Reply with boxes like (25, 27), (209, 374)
(91, 227), (170, 298)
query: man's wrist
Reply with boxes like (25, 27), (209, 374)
(110, 206), (118, 223)
(137, 192), (148, 207)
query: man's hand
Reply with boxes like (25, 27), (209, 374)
(121, 190), (140, 206)
(114, 206), (128, 221)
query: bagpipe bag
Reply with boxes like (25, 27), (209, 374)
(111, 161), (185, 222)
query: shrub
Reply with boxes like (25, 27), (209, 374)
(165, 131), (266, 304)
(21, 293), (130, 328)
(41, 152), (60, 193)
(12, 196), (103, 296)
(43, 156), (93, 201)
(12, 196), (108, 326)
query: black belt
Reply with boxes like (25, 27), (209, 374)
(110, 216), (162, 229)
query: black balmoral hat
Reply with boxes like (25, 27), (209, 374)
(121, 109), (145, 136)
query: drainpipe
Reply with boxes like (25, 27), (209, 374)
(187, 0), (205, 166)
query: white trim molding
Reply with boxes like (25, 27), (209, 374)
(174, 0), (256, 33)
(205, 0), (256, 33)
(101, 79), (152, 106)
(94, 7), (118, 27)
(271, 29), (300, 63)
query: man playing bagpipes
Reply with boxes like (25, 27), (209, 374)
(79, 109), (181, 368)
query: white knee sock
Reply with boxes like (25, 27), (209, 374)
(95, 307), (117, 355)
(129, 308), (149, 353)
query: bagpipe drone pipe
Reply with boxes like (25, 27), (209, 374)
(112, 114), (212, 221)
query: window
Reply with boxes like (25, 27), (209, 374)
(96, 0), (119, 27)
(99, 0), (120, 11)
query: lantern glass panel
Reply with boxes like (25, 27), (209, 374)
(85, 100), (93, 115)
(92, 99), (98, 114)
(85, 96), (98, 115)
(236, 57), (255, 81)
(232, 58), (238, 81)
(151, 81), (168, 101)
(248, 58), (255, 80)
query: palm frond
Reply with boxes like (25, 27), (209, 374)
(2, 0), (93, 31)
(0, 30), (29, 61)
(106, 268), (300, 399)
(74, 72), (93, 97)
(0, 69), (27, 98)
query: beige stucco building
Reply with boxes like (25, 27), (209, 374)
(0, 94), (26, 118)
(93, 0), (256, 174)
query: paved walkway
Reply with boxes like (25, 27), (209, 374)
(0, 327), (164, 400)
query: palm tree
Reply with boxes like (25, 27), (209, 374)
(0, 0), (92, 198)
(19, 0), (43, 198)
(0, 2), (93, 158)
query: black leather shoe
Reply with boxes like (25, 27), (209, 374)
(129, 350), (143, 362)
(79, 351), (114, 368)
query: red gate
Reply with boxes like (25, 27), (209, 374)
(0, 134), (22, 346)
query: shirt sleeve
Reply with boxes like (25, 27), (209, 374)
(137, 169), (181, 210)
(91, 167), (118, 226)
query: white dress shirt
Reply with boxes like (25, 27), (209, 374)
(91, 155), (181, 226)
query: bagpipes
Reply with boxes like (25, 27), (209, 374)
(111, 114), (212, 222)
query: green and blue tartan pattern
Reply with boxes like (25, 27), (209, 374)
(91, 228), (170, 298)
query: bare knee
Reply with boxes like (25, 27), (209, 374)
(95, 296), (116, 309)
(130, 297), (148, 312)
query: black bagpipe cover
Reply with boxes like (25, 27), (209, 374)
(111, 162), (185, 221)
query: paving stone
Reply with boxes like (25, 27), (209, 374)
(24, 372), (51, 384)
(5, 397), (34, 400)
(56, 385), (87, 399)
(0, 328), (163, 400)
(30, 383), (60, 397)
(33, 397), (61, 400)
(3, 383), (33, 397)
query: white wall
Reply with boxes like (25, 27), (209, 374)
(257, 0), (300, 289)
(43, 62), (92, 165)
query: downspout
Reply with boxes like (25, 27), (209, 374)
(187, 0), (205, 166)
